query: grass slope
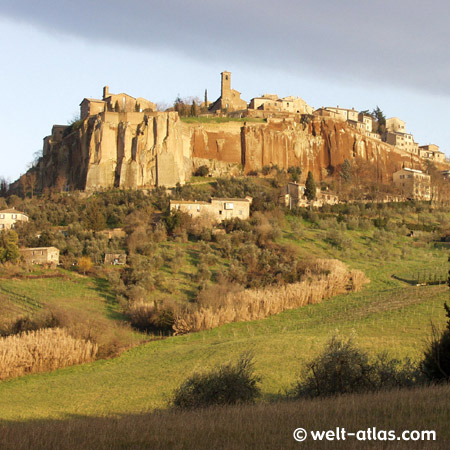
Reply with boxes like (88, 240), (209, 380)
(1, 384), (449, 449)
(0, 213), (449, 420)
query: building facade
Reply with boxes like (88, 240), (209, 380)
(283, 182), (339, 208)
(170, 197), (252, 222)
(0, 208), (29, 230)
(392, 168), (431, 201)
(19, 247), (60, 266)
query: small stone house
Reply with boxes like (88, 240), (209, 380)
(104, 253), (127, 265)
(170, 197), (252, 223)
(0, 208), (29, 231)
(20, 247), (60, 266)
(283, 182), (339, 208)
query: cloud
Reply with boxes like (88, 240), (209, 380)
(1, 0), (450, 95)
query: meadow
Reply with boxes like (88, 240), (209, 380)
(0, 197), (449, 428)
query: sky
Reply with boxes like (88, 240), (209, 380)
(1, 0), (449, 181)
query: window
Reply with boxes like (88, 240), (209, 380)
(0, 214), (4, 219)
(188, 205), (191, 210)
(12, 214), (17, 219)
(224, 203), (234, 210)
(0, 224), (3, 229)
(197, 205), (200, 211)
(239, 210), (243, 215)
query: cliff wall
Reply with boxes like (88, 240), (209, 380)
(33, 113), (446, 192)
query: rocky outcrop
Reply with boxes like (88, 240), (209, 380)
(31, 112), (447, 193)
(36, 111), (188, 191)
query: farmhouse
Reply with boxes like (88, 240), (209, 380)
(0, 208), (29, 230)
(170, 197), (252, 223)
(283, 182), (339, 208)
(19, 247), (60, 266)
(392, 168), (431, 201)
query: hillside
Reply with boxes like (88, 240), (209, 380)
(0, 197), (449, 419)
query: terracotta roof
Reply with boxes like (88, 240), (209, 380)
(19, 247), (59, 251)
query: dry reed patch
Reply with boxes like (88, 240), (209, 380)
(0, 328), (97, 381)
(0, 384), (448, 449)
(174, 259), (369, 334)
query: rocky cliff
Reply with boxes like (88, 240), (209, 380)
(37, 111), (189, 191)
(32, 112), (444, 192)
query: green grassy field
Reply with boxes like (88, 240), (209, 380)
(0, 211), (449, 420)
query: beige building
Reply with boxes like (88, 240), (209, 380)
(283, 182), (339, 208)
(392, 168), (431, 201)
(386, 117), (406, 133)
(19, 247), (60, 266)
(358, 113), (373, 133)
(209, 71), (247, 113)
(170, 197), (252, 222)
(0, 208), (29, 230)
(419, 145), (445, 162)
(80, 86), (156, 120)
(249, 94), (313, 115)
(319, 106), (359, 122)
(385, 132), (419, 154)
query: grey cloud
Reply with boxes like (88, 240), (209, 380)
(1, 0), (449, 95)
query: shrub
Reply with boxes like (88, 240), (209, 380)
(194, 165), (209, 177)
(293, 336), (420, 398)
(171, 353), (261, 409)
(421, 303), (450, 382)
(127, 300), (175, 334)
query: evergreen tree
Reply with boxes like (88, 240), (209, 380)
(305, 171), (317, 202)
(0, 230), (20, 263)
(339, 159), (353, 183)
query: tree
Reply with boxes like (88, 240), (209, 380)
(339, 159), (353, 183)
(0, 230), (20, 263)
(0, 178), (9, 197)
(287, 166), (302, 183)
(371, 106), (386, 129)
(304, 171), (316, 202)
(77, 256), (93, 275)
(422, 302), (450, 382)
(190, 100), (199, 117)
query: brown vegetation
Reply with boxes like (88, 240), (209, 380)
(173, 260), (368, 334)
(0, 328), (97, 380)
(0, 384), (448, 449)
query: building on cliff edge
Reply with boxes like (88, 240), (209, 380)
(209, 71), (247, 114)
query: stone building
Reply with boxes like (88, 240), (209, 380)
(104, 253), (127, 265)
(385, 132), (419, 154)
(419, 145), (445, 162)
(248, 94), (313, 115)
(170, 197), (252, 222)
(283, 182), (339, 208)
(0, 208), (29, 230)
(80, 86), (156, 120)
(386, 117), (406, 133)
(19, 247), (60, 266)
(392, 168), (431, 201)
(209, 72), (247, 113)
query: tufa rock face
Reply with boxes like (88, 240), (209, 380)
(32, 113), (447, 193)
(37, 111), (188, 191)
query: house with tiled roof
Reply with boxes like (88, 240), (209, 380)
(0, 208), (29, 231)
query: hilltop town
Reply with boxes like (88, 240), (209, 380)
(9, 71), (446, 205)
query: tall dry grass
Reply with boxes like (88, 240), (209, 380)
(0, 384), (448, 449)
(174, 260), (368, 334)
(0, 328), (98, 381)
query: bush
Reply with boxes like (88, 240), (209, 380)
(421, 303), (450, 382)
(293, 336), (420, 398)
(194, 165), (209, 177)
(171, 353), (260, 409)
